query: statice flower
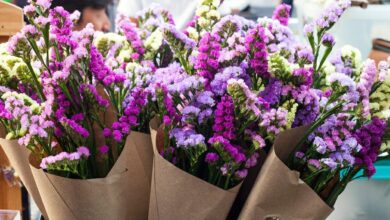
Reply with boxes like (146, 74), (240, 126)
(315, 0), (351, 31)
(208, 136), (246, 164)
(356, 59), (377, 118)
(212, 15), (242, 39)
(292, 89), (320, 127)
(218, 33), (247, 67)
(260, 78), (282, 106)
(213, 95), (236, 140)
(227, 79), (261, 119)
(210, 66), (246, 96)
(118, 20), (145, 60)
(170, 127), (206, 149)
(378, 60), (389, 82)
(161, 23), (196, 54)
(354, 117), (387, 178)
(259, 107), (288, 140)
(322, 33), (335, 47)
(195, 32), (221, 85)
(89, 46), (126, 86)
(49, 7), (73, 45)
(245, 24), (268, 78)
(272, 3), (291, 26)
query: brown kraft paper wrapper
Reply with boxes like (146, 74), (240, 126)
(0, 125), (48, 218)
(149, 120), (241, 220)
(29, 131), (153, 220)
(239, 126), (333, 220)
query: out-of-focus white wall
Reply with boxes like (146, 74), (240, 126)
(247, 0), (279, 7)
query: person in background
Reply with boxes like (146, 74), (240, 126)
(14, 0), (112, 31)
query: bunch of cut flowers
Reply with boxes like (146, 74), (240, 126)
(240, 1), (390, 219)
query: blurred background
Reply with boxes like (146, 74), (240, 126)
(0, 0), (389, 219)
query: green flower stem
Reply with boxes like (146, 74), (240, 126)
(25, 62), (45, 100)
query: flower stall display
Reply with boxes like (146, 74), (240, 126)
(0, 0), (175, 219)
(240, 1), (390, 219)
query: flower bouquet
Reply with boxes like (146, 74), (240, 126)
(240, 1), (390, 219)
(146, 0), (338, 219)
(0, 0), (174, 218)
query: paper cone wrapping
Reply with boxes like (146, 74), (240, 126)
(239, 126), (333, 220)
(29, 131), (153, 220)
(0, 136), (48, 218)
(149, 121), (241, 220)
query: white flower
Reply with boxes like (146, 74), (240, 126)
(341, 45), (361, 64)
(144, 30), (163, 52)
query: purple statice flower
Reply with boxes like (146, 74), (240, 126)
(80, 84), (109, 108)
(209, 136), (246, 164)
(118, 20), (145, 60)
(315, 0), (351, 30)
(292, 67), (313, 87)
(195, 32), (221, 85)
(303, 23), (315, 37)
(328, 72), (357, 99)
(21, 24), (39, 39)
(297, 48), (314, 64)
(182, 106), (201, 124)
(218, 33), (247, 67)
(354, 117), (387, 178)
(245, 152), (260, 168)
(89, 46), (125, 87)
(198, 108), (213, 124)
(196, 91), (215, 107)
(60, 117), (89, 138)
(378, 60), (389, 82)
(36, 0), (52, 10)
(7, 32), (29, 57)
(259, 107), (288, 137)
(49, 7), (73, 45)
(260, 78), (282, 106)
(322, 33), (335, 47)
(357, 59), (377, 118)
(245, 24), (268, 78)
(0, 101), (12, 120)
(161, 23), (196, 53)
(313, 136), (327, 154)
(213, 95), (236, 140)
(77, 146), (91, 157)
(272, 3), (291, 26)
(227, 79), (262, 118)
(211, 66), (246, 96)
(320, 158), (338, 171)
(205, 152), (219, 164)
(245, 130), (266, 151)
(212, 15), (242, 39)
(235, 169), (248, 179)
(308, 159), (322, 170)
(23, 5), (36, 17)
(292, 89), (320, 127)
(150, 62), (205, 95)
(170, 127), (205, 148)
(99, 145), (110, 154)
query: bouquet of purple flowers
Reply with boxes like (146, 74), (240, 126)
(0, 0), (178, 218)
(240, 1), (390, 219)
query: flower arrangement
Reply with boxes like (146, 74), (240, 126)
(149, 0), (346, 190)
(0, 0), (173, 179)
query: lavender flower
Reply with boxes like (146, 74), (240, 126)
(272, 4), (291, 26)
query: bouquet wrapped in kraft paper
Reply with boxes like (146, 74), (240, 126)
(149, 121), (241, 220)
(239, 126), (333, 220)
(29, 131), (153, 220)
